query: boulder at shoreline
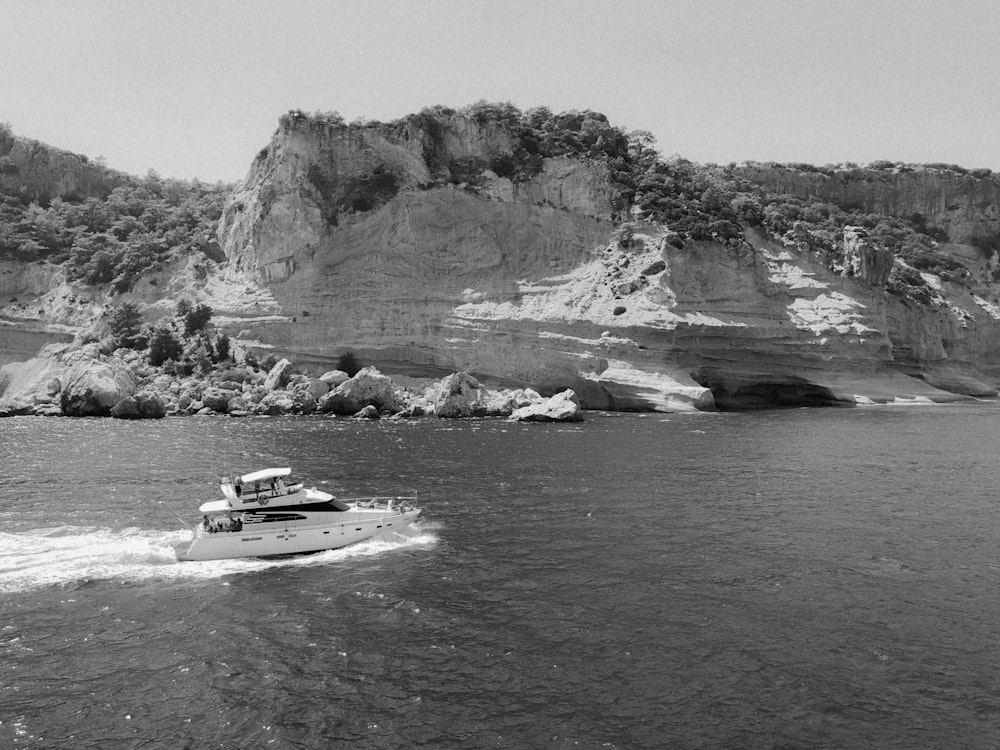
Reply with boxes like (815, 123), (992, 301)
(60, 347), (136, 417)
(509, 389), (584, 422)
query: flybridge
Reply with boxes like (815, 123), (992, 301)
(198, 467), (315, 513)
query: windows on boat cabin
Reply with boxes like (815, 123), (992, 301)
(243, 513), (308, 524)
(234, 476), (293, 497)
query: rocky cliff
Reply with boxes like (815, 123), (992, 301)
(733, 163), (1000, 245)
(0, 125), (128, 205)
(5, 108), (1000, 412)
(204, 110), (1000, 409)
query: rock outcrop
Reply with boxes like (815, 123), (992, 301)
(842, 227), (894, 287)
(318, 366), (400, 415)
(262, 357), (294, 391)
(59, 347), (136, 416)
(110, 391), (166, 419)
(201, 387), (236, 413)
(0, 343), (70, 415)
(431, 371), (522, 418)
(509, 389), (583, 422)
(0, 127), (128, 206)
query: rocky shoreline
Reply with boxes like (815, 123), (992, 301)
(6, 108), (1000, 412)
(0, 343), (583, 422)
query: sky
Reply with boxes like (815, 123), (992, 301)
(3, 0), (998, 183)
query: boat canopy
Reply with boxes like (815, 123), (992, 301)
(237, 467), (292, 484)
(199, 499), (230, 513)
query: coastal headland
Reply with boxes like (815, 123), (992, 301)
(3, 103), (1000, 416)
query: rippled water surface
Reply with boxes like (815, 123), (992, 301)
(3, 407), (1000, 748)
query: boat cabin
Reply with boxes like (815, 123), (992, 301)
(198, 467), (347, 514)
(219, 467), (304, 507)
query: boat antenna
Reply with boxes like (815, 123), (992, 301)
(157, 499), (193, 529)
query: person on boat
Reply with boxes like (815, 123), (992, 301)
(234, 477), (243, 497)
(254, 480), (261, 496)
(203, 515), (211, 531)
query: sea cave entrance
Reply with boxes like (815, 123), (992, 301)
(693, 371), (851, 411)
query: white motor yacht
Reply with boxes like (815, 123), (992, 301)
(176, 467), (421, 561)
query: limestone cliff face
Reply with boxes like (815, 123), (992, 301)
(0, 262), (77, 365)
(0, 128), (127, 205)
(735, 164), (1000, 244)
(213, 115), (1000, 410)
(7, 114), (1000, 412)
(218, 113), (614, 283)
(842, 227), (893, 286)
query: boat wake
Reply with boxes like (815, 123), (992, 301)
(0, 522), (438, 594)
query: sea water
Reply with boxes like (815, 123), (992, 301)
(2, 407), (1000, 748)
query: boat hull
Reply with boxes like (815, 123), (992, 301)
(176, 508), (421, 561)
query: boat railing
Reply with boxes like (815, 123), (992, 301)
(346, 495), (419, 512)
(201, 517), (244, 534)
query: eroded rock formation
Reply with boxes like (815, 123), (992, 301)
(6, 109), (1000, 413)
(60, 346), (136, 416)
(509, 389), (583, 422)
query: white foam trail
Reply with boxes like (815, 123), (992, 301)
(0, 522), (438, 594)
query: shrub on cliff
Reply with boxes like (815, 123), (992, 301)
(148, 322), (183, 366)
(886, 265), (937, 305)
(213, 333), (231, 363)
(108, 301), (146, 350)
(178, 300), (213, 335)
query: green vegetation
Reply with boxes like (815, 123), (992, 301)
(148, 322), (184, 366)
(0, 167), (229, 292)
(107, 298), (232, 372)
(176, 298), (213, 335)
(107, 300), (146, 350)
(750, 188), (966, 280)
(214, 332), (231, 362)
(393, 101), (630, 188)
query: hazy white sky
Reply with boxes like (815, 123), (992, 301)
(3, 0), (997, 182)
